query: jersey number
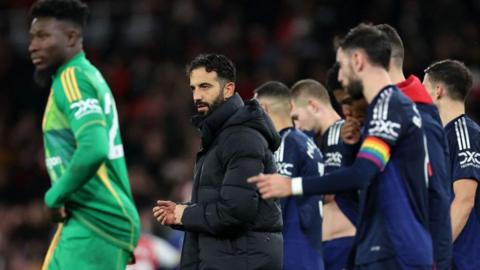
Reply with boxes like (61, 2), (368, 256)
(104, 93), (124, 159)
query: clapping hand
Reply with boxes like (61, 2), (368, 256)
(152, 200), (186, 226)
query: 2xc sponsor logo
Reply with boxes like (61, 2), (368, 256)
(46, 156), (62, 169)
(70, 98), (102, 119)
(276, 162), (294, 176)
(325, 152), (342, 167)
(459, 150), (480, 168)
(368, 120), (401, 140)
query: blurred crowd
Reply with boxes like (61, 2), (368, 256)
(0, 0), (479, 269)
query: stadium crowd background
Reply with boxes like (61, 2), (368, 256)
(0, 0), (479, 269)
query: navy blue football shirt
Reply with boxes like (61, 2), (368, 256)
(319, 119), (359, 225)
(274, 127), (324, 270)
(445, 115), (480, 270)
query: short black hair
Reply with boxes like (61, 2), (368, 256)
(326, 63), (342, 93)
(424, 59), (472, 101)
(339, 23), (391, 70)
(30, 0), (89, 29)
(375, 24), (404, 68)
(254, 81), (291, 100)
(186, 54), (236, 83)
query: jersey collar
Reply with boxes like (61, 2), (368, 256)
(279, 127), (295, 136)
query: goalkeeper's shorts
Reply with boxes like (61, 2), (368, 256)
(42, 218), (131, 270)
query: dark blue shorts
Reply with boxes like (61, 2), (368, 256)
(323, 236), (355, 270)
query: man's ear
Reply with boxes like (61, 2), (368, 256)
(351, 50), (365, 73)
(435, 84), (446, 100)
(66, 27), (82, 47)
(307, 99), (319, 113)
(223, 82), (235, 99)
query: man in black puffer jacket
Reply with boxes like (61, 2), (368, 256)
(153, 53), (283, 270)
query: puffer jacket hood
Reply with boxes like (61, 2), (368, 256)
(193, 93), (281, 152)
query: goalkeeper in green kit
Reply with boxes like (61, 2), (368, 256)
(28, 0), (140, 269)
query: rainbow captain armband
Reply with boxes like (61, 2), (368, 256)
(357, 136), (391, 171)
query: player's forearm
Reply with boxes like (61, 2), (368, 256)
(299, 158), (378, 196)
(450, 198), (474, 241)
(45, 124), (108, 208)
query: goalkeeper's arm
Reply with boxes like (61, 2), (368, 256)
(45, 123), (108, 208)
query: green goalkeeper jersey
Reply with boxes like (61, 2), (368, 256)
(42, 52), (140, 252)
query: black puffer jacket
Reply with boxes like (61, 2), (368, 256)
(179, 93), (283, 270)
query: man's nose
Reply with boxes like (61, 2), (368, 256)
(337, 71), (344, 85)
(193, 89), (202, 101)
(29, 39), (39, 53)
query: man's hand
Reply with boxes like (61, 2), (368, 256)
(341, 117), (361, 145)
(247, 173), (292, 199)
(152, 200), (185, 225)
(45, 206), (68, 223)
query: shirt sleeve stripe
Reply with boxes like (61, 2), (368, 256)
(66, 68), (79, 100)
(462, 117), (471, 149)
(68, 67), (83, 100)
(60, 71), (73, 102)
(65, 68), (79, 101)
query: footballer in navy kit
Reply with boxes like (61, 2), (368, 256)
(289, 76), (359, 270)
(322, 66), (363, 228)
(377, 24), (452, 270)
(320, 119), (362, 270)
(446, 115), (480, 270)
(249, 24), (433, 270)
(255, 81), (325, 270)
(424, 59), (480, 270)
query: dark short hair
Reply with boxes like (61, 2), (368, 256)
(375, 24), (404, 67)
(254, 81), (291, 101)
(291, 79), (331, 105)
(424, 59), (472, 101)
(326, 63), (342, 93)
(339, 23), (391, 70)
(30, 0), (89, 28)
(186, 54), (236, 83)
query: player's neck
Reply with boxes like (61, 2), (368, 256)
(319, 109), (341, 136)
(389, 67), (406, 85)
(271, 114), (293, 132)
(62, 47), (83, 66)
(362, 68), (392, 104)
(439, 100), (465, 127)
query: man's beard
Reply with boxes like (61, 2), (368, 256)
(33, 64), (59, 88)
(195, 92), (225, 117)
(346, 79), (364, 101)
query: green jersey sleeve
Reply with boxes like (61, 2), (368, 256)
(53, 67), (106, 136)
(45, 125), (108, 208)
